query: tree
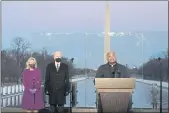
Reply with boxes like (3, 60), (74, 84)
(1, 50), (20, 83)
(137, 49), (168, 81)
(10, 37), (30, 82)
(1, 37), (94, 84)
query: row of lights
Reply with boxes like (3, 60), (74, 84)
(32, 32), (147, 48)
(33, 32), (145, 37)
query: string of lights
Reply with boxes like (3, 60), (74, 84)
(32, 31), (148, 49)
(32, 31), (146, 37)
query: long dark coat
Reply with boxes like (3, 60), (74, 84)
(44, 62), (70, 105)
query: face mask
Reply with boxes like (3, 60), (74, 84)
(29, 64), (35, 68)
(55, 58), (61, 62)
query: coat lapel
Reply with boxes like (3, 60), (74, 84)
(57, 63), (63, 73)
(52, 62), (57, 73)
(52, 62), (63, 74)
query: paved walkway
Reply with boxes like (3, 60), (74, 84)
(2, 107), (168, 113)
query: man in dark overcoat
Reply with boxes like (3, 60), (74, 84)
(44, 51), (70, 113)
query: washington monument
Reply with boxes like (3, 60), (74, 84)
(104, 3), (111, 63)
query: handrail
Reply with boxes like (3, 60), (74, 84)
(1, 77), (168, 109)
(1, 77), (86, 97)
(1, 79), (79, 108)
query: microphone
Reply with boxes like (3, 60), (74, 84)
(71, 58), (74, 63)
(117, 69), (121, 78)
(112, 72), (115, 78)
(112, 70), (121, 78)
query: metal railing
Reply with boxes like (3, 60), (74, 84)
(1, 84), (24, 108)
(1, 84), (24, 97)
(1, 80), (78, 108)
(1, 78), (168, 110)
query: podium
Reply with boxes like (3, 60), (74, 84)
(95, 78), (136, 113)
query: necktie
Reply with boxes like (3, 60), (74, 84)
(56, 64), (59, 71)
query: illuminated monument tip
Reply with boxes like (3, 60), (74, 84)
(104, 3), (111, 63)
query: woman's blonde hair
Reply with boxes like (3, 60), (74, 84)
(25, 57), (37, 69)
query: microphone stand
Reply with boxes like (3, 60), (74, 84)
(113, 63), (121, 78)
(158, 57), (162, 113)
(117, 69), (121, 78)
(112, 72), (115, 78)
(112, 71), (121, 78)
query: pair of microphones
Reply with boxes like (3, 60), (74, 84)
(112, 69), (121, 78)
(99, 71), (121, 78)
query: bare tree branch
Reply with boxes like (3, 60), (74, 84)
(10, 37), (31, 83)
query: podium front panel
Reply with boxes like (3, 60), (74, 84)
(99, 92), (131, 112)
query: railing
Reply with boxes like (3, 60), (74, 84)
(1, 79), (79, 108)
(1, 84), (24, 107)
(1, 84), (24, 96)
(1, 77), (168, 110)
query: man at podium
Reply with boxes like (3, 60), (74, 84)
(96, 52), (129, 78)
(95, 52), (133, 113)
